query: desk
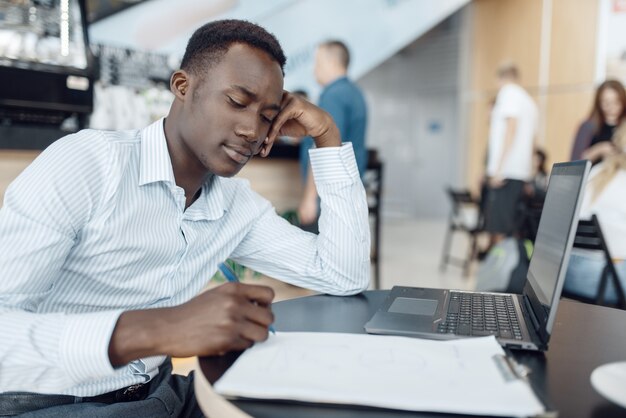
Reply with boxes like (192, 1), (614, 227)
(196, 290), (626, 418)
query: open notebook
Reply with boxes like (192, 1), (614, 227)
(214, 332), (547, 417)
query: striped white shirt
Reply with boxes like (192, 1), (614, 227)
(0, 118), (370, 396)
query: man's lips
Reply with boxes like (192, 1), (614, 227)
(223, 144), (253, 165)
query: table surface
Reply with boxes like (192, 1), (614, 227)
(197, 290), (626, 418)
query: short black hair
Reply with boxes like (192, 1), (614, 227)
(320, 40), (350, 69)
(181, 19), (286, 76)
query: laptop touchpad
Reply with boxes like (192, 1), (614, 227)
(388, 297), (438, 316)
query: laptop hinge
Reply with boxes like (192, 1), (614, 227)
(523, 295), (541, 332)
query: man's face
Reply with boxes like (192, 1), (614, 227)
(179, 43), (284, 177)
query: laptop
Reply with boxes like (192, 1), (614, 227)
(365, 160), (591, 351)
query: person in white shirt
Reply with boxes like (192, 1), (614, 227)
(0, 20), (370, 417)
(483, 63), (538, 248)
(563, 122), (626, 305)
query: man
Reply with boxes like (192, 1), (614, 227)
(484, 63), (538, 247)
(0, 20), (369, 416)
(298, 40), (368, 227)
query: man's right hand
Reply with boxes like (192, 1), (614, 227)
(108, 282), (275, 366)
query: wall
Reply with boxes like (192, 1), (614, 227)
(464, 0), (600, 192)
(89, 0), (469, 100)
(360, 14), (464, 218)
(0, 151), (40, 203)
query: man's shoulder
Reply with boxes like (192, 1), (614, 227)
(325, 77), (362, 95)
(497, 84), (536, 114)
(322, 77), (366, 107)
(38, 128), (142, 172)
(498, 83), (523, 98)
(54, 128), (140, 150)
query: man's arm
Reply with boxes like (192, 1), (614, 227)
(0, 134), (277, 392)
(296, 88), (346, 224)
(0, 133), (122, 392)
(231, 92), (370, 295)
(491, 117), (517, 188)
(108, 282), (274, 365)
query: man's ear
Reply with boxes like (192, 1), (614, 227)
(170, 70), (189, 100)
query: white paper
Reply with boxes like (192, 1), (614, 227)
(214, 332), (545, 417)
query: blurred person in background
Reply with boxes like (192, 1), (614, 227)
(519, 147), (549, 244)
(563, 122), (626, 305)
(570, 79), (626, 164)
(482, 63), (538, 251)
(526, 147), (548, 200)
(297, 40), (368, 229)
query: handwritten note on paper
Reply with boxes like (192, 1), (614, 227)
(214, 332), (545, 417)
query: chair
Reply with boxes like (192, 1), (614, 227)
(563, 214), (626, 309)
(364, 149), (383, 289)
(439, 187), (483, 277)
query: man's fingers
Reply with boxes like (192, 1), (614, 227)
(267, 110), (290, 145)
(267, 93), (297, 145)
(241, 300), (275, 327)
(236, 283), (275, 306)
(260, 139), (274, 157)
(239, 321), (272, 343)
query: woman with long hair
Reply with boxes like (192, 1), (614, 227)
(563, 122), (626, 304)
(570, 79), (626, 163)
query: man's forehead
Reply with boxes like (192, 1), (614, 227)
(216, 46), (281, 94)
(229, 84), (282, 111)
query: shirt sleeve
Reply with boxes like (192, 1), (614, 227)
(230, 143), (370, 295)
(0, 132), (124, 392)
(570, 120), (595, 161)
(497, 86), (522, 118)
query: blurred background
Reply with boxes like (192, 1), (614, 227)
(1, 0), (625, 301)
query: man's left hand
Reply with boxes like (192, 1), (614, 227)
(262, 91), (341, 157)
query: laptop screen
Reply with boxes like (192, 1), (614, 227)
(525, 160), (590, 336)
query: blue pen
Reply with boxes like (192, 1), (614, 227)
(218, 262), (276, 334)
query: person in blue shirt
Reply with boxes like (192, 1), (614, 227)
(297, 40), (368, 229)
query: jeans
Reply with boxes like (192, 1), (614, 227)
(563, 252), (626, 305)
(7, 361), (204, 418)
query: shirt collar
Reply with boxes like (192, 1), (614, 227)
(191, 175), (226, 221)
(139, 118), (226, 221)
(139, 118), (176, 186)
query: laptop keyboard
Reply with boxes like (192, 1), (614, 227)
(437, 292), (523, 340)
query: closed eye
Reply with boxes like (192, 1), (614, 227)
(261, 115), (274, 124)
(228, 96), (245, 109)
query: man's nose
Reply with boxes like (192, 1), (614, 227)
(235, 119), (261, 142)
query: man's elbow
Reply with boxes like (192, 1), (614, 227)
(327, 267), (370, 296)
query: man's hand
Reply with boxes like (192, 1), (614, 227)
(108, 282), (275, 366)
(261, 91), (341, 157)
(489, 176), (507, 189)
